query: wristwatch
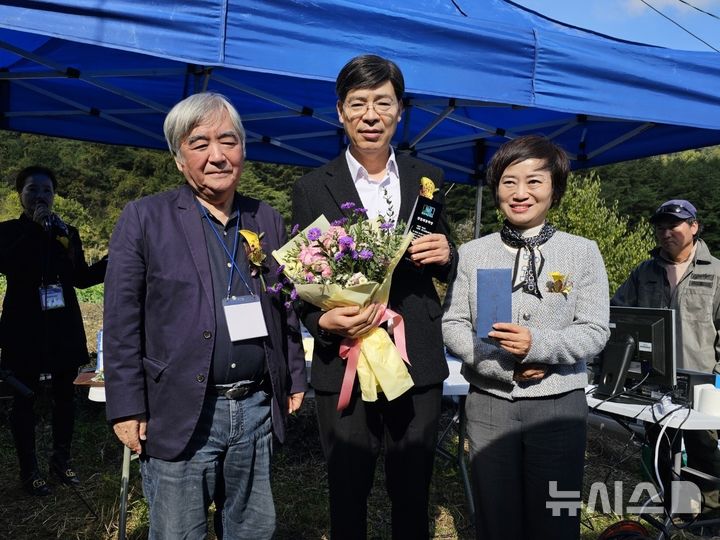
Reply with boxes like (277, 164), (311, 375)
(445, 242), (455, 266)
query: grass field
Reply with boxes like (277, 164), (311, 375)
(2, 386), (689, 540)
(0, 304), (711, 539)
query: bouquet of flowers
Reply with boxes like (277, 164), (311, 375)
(273, 202), (414, 410)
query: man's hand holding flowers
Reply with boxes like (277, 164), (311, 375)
(273, 204), (415, 410)
(318, 303), (384, 339)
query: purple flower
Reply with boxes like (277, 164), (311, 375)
(276, 264), (285, 275)
(358, 249), (373, 260)
(307, 227), (321, 241)
(291, 224), (300, 236)
(331, 218), (348, 227)
(334, 251), (345, 261)
(380, 221), (395, 230)
(284, 301), (293, 310)
(266, 282), (283, 295)
(339, 235), (355, 250)
(340, 202), (356, 211)
(353, 207), (368, 215)
(351, 250), (358, 260)
(290, 288), (298, 301)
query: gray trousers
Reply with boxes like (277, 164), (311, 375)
(465, 387), (587, 540)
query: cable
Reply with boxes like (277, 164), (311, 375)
(589, 372), (651, 413)
(639, 0), (720, 52)
(449, 0), (468, 17)
(635, 408), (683, 516)
(640, 406), (693, 522)
(602, 431), (644, 485)
(674, 0), (720, 21)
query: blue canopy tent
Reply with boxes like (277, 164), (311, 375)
(1, 0), (719, 190)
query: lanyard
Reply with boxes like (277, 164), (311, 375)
(197, 202), (255, 298)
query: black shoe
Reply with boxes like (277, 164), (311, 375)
(22, 471), (52, 496)
(50, 460), (81, 487)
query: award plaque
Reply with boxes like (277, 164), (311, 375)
(403, 196), (443, 265)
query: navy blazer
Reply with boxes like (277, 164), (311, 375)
(292, 153), (456, 392)
(104, 184), (307, 460)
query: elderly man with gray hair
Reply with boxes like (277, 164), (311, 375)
(104, 92), (306, 539)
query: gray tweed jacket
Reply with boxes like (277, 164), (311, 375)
(442, 230), (610, 400)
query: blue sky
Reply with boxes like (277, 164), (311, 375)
(510, 0), (720, 51)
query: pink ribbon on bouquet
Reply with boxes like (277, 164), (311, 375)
(337, 305), (409, 411)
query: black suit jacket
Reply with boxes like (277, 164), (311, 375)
(292, 153), (456, 392)
(0, 214), (106, 373)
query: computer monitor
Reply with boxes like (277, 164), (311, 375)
(595, 306), (676, 401)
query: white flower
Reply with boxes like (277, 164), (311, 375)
(346, 272), (369, 287)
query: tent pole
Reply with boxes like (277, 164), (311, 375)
(474, 183), (483, 239)
(473, 140), (486, 240)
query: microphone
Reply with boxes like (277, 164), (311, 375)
(33, 202), (52, 232)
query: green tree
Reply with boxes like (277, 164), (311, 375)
(449, 173), (655, 297)
(589, 147), (720, 253)
(547, 172), (655, 295)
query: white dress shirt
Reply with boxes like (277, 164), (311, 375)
(345, 147), (401, 224)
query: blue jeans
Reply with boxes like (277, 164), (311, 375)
(140, 389), (275, 540)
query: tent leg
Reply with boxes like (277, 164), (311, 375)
(474, 184), (483, 239)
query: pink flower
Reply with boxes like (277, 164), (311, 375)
(322, 226), (347, 249)
(299, 245), (323, 266)
(319, 261), (333, 278)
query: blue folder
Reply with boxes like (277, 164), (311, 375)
(476, 268), (512, 338)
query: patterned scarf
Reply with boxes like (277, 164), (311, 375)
(500, 220), (556, 298)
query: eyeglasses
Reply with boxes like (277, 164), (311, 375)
(343, 99), (398, 119)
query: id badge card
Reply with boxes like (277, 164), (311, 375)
(39, 283), (65, 311)
(223, 295), (268, 341)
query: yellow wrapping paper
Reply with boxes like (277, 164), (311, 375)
(353, 326), (414, 402)
(273, 216), (414, 403)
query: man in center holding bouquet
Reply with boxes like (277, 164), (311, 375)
(291, 54), (457, 539)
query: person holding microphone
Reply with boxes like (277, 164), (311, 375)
(0, 166), (106, 496)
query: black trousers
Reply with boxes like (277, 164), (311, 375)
(8, 369), (76, 477)
(465, 387), (588, 540)
(315, 383), (443, 540)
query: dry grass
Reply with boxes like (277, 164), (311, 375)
(0, 393), (472, 540)
(1, 391), (712, 539)
(0, 303), (714, 539)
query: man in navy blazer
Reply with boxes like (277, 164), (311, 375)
(104, 92), (306, 539)
(292, 55), (457, 540)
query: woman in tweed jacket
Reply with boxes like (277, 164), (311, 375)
(442, 136), (610, 540)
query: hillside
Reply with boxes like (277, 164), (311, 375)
(1, 133), (719, 254)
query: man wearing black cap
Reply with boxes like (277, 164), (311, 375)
(613, 198), (720, 515)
